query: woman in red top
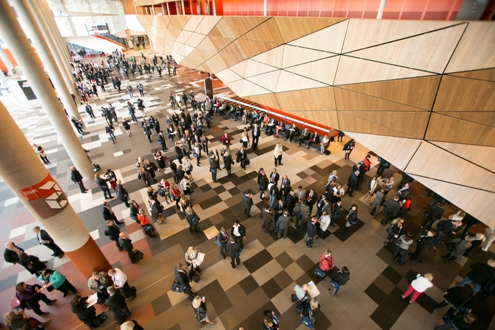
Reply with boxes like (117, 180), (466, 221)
(171, 184), (182, 207)
(137, 209), (155, 237)
(319, 249), (333, 272)
(221, 132), (231, 145)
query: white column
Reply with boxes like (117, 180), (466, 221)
(212, 0), (217, 16)
(0, 1), (93, 178)
(161, 3), (165, 14)
(377, 0), (387, 19)
(166, 2), (171, 15)
(264, 0), (267, 16)
(151, 4), (155, 15)
(0, 46), (14, 72)
(181, 0), (185, 14)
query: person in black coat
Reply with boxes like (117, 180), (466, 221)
(106, 286), (131, 325)
(381, 195), (401, 226)
(346, 170), (359, 197)
(70, 166), (87, 193)
(226, 238), (241, 269)
(32, 226), (64, 258)
(71, 295), (107, 328)
(236, 147), (248, 170)
(435, 285), (473, 322)
(457, 259), (495, 295)
(119, 233), (138, 264)
(305, 189), (318, 215)
(106, 221), (123, 251)
(18, 252), (47, 275)
(4, 242), (24, 265)
(305, 217), (317, 248)
(242, 191), (253, 218)
(422, 203), (444, 229)
(251, 123), (261, 149)
(222, 146), (233, 177)
(410, 230), (435, 262)
(174, 263), (194, 295)
(286, 191), (297, 216)
(95, 174), (113, 199)
(102, 201), (124, 225)
(433, 312), (476, 330)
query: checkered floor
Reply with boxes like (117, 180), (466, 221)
(0, 51), (494, 330)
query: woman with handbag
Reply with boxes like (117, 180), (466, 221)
(384, 218), (403, 247)
(157, 179), (172, 204)
(184, 246), (201, 278)
(401, 273), (434, 303)
(300, 298), (320, 328)
(236, 146), (248, 170)
(150, 197), (165, 225)
(185, 206), (199, 234)
(343, 205), (358, 233)
(191, 296), (215, 325)
(170, 185), (182, 208)
(137, 209), (156, 237)
(129, 200), (141, 223)
(393, 232), (414, 265)
(319, 249), (333, 272)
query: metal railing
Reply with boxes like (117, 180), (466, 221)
(217, 95), (333, 134)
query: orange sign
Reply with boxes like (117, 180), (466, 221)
(19, 174), (68, 218)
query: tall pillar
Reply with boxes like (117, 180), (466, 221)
(13, 0), (84, 124)
(0, 101), (111, 277)
(0, 1), (93, 178)
(31, 0), (77, 105)
(377, 0), (387, 19)
(0, 45), (14, 72)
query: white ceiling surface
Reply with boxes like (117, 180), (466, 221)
(64, 36), (125, 52)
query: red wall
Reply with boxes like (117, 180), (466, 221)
(222, 0), (465, 20)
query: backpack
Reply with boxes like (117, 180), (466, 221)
(436, 220), (447, 231)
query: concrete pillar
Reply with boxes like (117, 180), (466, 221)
(0, 1), (93, 178)
(0, 100), (111, 277)
(31, 0), (77, 105)
(13, 0), (84, 125)
(0, 45), (14, 72)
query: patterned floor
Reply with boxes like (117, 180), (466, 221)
(0, 51), (494, 330)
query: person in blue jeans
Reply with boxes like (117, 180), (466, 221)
(457, 259), (495, 295)
(392, 232), (414, 266)
(329, 266), (350, 296)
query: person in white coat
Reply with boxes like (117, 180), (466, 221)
(273, 143), (283, 167)
(482, 227), (495, 252)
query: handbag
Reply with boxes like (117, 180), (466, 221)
(302, 315), (314, 329)
(171, 279), (183, 292)
(11, 294), (22, 309)
(394, 237), (402, 246)
(214, 237), (222, 247)
(314, 263), (327, 279)
(192, 152), (198, 158)
(191, 270), (200, 283)
(245, 158), (250, 165)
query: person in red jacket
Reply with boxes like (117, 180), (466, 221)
(221, 132), (231, 145)
(319, 249), (333, 272)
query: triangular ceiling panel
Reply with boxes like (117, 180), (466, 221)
(176, 30), (193, 43)
(240, 80), (273, 97)
(184, 45), (195, 57)
(285, 56), (339, 86)
(235, 39), (280, 59)
(431, 112), (495, 127)
(203, 36), (234, 52)
(344, 132), (422, 171)
(342, 20), (462, 53)
(169, 15), (190, 30)
(348, 24), (465, 73)
(183, 15), (204, 32)
(212, 16), (270, 39)
(288, 20), (349, 54)
(227, 79), (244, 96)
(155, 16), (172, 29)
(276, 93), (333, 111)
(334, 88), (428, 112)
(448, 68), (495, 82)
(229, 60), (248, 78)
(216, 68), (243, 84)
(246, 71), (281, 93)
(185, 33), (206, 48)
(274, 17), (347, 43)
(239, 18), (284, 44)
(245, 93), (281, 110)
(338, 76), (441, 110)
(195, 16), (222, 35)
(429, 141), (495, 172)
(334, 56), (434, 86)
(275, 71), (327, 93)
(282, 45), (335, 68)
(250, 45), (284, 68)
(245, 60), (279, 78)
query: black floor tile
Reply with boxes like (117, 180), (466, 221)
(370, 306), (396, 330)
(151, 292), (172, 316)
(273, 270), (293, 289)
(275, 252), (293, 269)
(201, 280), (224, 301)
(416, 289), (439, 314)
(254, 249), (274, 266)
(331, 219), (365, 242)
(214, 185), (226, 194)
(261, 279), (282, 299)
(382, 266), (403, 285)
(210, 291), (233, 316)
(239, 275), (260, 296)
(228, 187), (240, 196)
(381, 296), (406, 320)
(243, 255), (263, 273)
(365, 283), (388, 305)
(295, 254), (316, 272)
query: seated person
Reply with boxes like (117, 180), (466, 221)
(274, 121), (284, 138)
(298, 128), (310, 146)
(320, 135), (330, 154)
(286, 123), (299, 142)
(306, 131), (319, 149)
(266, 118), (277, 135)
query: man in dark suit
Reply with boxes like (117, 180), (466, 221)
(280, 175), (291, 202)
(285, 123), (299, 142)
(174, 263), (194, 295)
(242, 191), (253, 218)
(346, 170), (359, 197)
(305, 189), (318, 215)
(4, 242), (24, 265)
(119, 233), (138, 264)
(216, 227), (230, 258)
(410, 231), (435, 262)
(106, 221), (123, 251)
(102, 202), (124, 226)
(32, 226), (64, 258)
(269, 168), (280, 186)
(286, 191), (297, 216)
(226, 238), (241, 269)
(106, 286), (131, 325)
(70, 166), (88, 193)
(273, 199), (284, 223)
(251, 123), (261, 149)
(306, 217), (317, 248)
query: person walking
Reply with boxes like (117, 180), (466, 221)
(32, 226), (64, 258)
(116, 180), (130, 208)
(343, 205), (358, 233)
(38, 268), (77, 297)
(191, 296), (216, 325)
(329, 266), (350, 296)
(305, 217), (317, 248)
(216, 227), (230, 259)
(231, 220), (246, 249)
(174, 263), (194, 295)
(71, 166), (88, 193)
(343, 139), (355, 159)
(242, 191), (253, 218)
(105, 123), (116, 144)
(401, 273), (434, 304)
(33, 144), (50, 164)
(275, 210), (291, 239)
(106, 286), (131, 326)
(119, 233), (140, 264)
(226, 237), (241, 269)
(105, 221), (123, 251)
(392, 232), (414, 266)
(410, 230), (435, 262)
(126, 85), (133, 99)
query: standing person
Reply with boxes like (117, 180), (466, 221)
(116, 180), (130, 208)
(330, 200), (342, 228)
(273, 143), (283, 166)
(128, 102), (137, 122)
(121, 320), (145, 330)
(106, 123), (116, 144)
(32, 226), (64, 258)
(381, 195), (401, 226)
(231, 220), (246, 249)
(185, 206), (199, 234)
(316, 211), (330, 239)
(261, 207), (274, 233)
(38, 268), (77, 297)
(242, 191), (253, 218)
(275, 210), (291, 239)
(431, 219), (460, 249)
(329, 266), (350, 296)
(433, 312), (476, 330)
(401, 273), (434, 304)
(226, 237), (241, 269)
(102, 201), (124, 226)
(435, 285), (474, 323)
(174, 263), (195, 296)
(106, 286), (131, 326)
(343, 205), (358, 233)
(126, 84), (133, 99)
(294, 199), (310, 230)
(157, 130), (168, 152)
(3, 242), (24, 266)
(136, 82), (144, 97)
(18, 252), (47, 275)
(305, 188), (317, 215)
(384, 218), (403, 247)
(33, 144), (50, 164)
(318, 249), (333, 273)
(191, 296), (216, 325)
(236, 146), (248, 170)
(370, 189), (385, 217)
(337, 130), (345, 142)
(482, 227), (495, 252)
(70, 295), (107, 329)
(252, 123), (260, 149)
(15, 282), (55, 316)
(343, 139), (355, 159)
(88, 271), (110, 304)
(305, 217), (317, 248)
(410, 230), (435, 262)
(119, 233), (140, 264)
(71, 117), (84, 134)
(105, 221), (123, 251)
(216, 227), (229, 259)
(70, 166), (88, 193)
(392, 232), (414, 266)
(456, 259), (495, 295)
(85, 103), (96, 119)
(346, 170), (359, 197)
(122, 119), (131, 136)
(422, 202), (445, 229)
(222, 146), (232, 176)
